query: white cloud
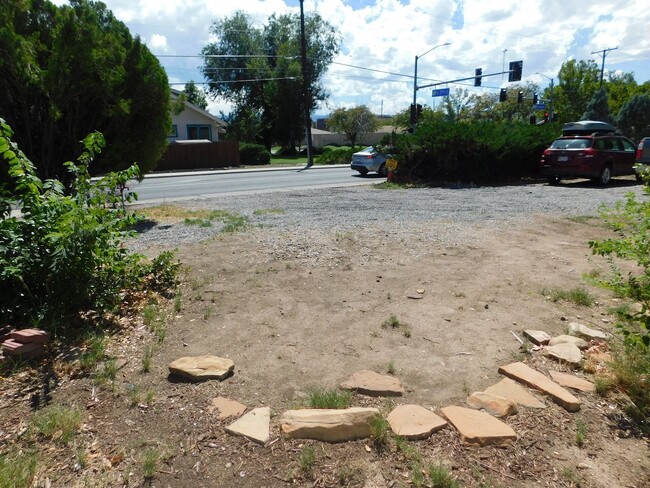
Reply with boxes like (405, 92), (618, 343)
(42, 0), (650, 117)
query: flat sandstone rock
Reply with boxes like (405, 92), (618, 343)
(548, 371), (595, 392)
(208, 397), (247, 420)
(441, 405), (517, 446)
(548, 335), (589, 349)
(340, 370), (404, 396)
(168, 355), (234, 382)
(225, 407), (270, 445)
(467, 392), (518, 417)
(280, 407), (379, 442)
(484, 377), (546, 409)
(498, 362), (581, 412)
(387, 404), (447, 440)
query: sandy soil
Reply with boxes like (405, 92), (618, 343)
(2, 214), (649, 487)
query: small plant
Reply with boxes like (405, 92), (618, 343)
(369, 414), (390, 451)
(395, 436), (422, 463)
(97, 358), (118, 384)
(387, 361), (396, 375)
(79, 335), (106, 370)
(593, 376), (612, 396)
(0, 449), (38, 488)
(562, 467), (582, 487)
(31, 404), (82, 445)
(142, 346), (154, 373)
(428, 463), (460, 488)
(382, 314), (401, 329)
(298, 445), (316, 480)
(462, 380), (471, 396)
(141, 448), (160, 480)
(74, 443), (88, 469)
(410, 461), (425, 488)
(540, 286), (594, 306)
(575, 418), (587, 447)
(173, 291), (182, 313)
(307, 388), (351, 409)
(203, 305), (213, 321)
(402, 325), (412, 338)
(253, 208), (285, 215)
(142, 303), (159, 329)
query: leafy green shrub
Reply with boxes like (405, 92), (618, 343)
(0, 119), (179, 331)
(393, 120), (558, 183)
(239, 143), (271, 165)
(316, 147), (355, 165)
(589, 184), (650, 431)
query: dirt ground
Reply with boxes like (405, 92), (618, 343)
(2, 214), (649, 487)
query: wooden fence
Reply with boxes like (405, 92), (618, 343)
(155, 141), (240, 171)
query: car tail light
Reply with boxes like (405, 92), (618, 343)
(637, 149), (642, 159)
(582, 148), (597, 159)
(366, 155), (375, 159)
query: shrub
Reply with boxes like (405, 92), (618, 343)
(316, 147), (355, 165)
(239, 143), (271, 165)
(393, 120), (558, 183)
(0, 119), (179, 331)
(589, 183), (650, 430)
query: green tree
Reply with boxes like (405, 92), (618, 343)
(615, 94), (650, 142)
(0, 0), (170, 180)
(553, 60), (600, 123)
(326, 106), (379, 148)
(201, 11), (340, 151)
(182, 80), (208, 110)
(582, 87), (610, 121)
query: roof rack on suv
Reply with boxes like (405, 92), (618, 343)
(561, 120), (616, 136)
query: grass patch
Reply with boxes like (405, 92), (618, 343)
(79, 334), (106, 371)
(387, 361), (396, 375)
(31, 404), (82, 445)
(141, 447), (161, 480)
(575, 418), (587, 447)
(298, 445), (316, 480)
(142, 345), (154, 373)
(608, 342), (650, 432)
(306, 388), (351, 409)
(382, 313), (402, 329)
(369, 414), (390, 451)
(374, 181), (404, 190)
(0, 449), (38, 488)
(428, 463), (460, 488)
(541, 286), (594, 306)
(566, 215), (596, 224)
(253, 208), (285, 215)
(138, 205), (249, 233)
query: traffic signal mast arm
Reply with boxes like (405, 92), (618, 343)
(418, 69), (517, 91)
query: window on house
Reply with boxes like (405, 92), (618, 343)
(186, 125), (212, 140)
(168, 124), (178, 138)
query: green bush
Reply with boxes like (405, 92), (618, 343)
(316, 147), (355, 165)
(0, 119), (179, 331)
(589, 181), (650, 431)
(393, 120), (559, 183)
(239, 143), (271, 165)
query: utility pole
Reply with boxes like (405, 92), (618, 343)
(501, 49), (507, 80)
(299, 0), (314, 168)
(591, 46), (618, 87)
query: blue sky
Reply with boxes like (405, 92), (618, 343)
(52, 0), (650, 117)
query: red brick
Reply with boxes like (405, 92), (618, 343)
(11, 328), (51, 344)
(1, 339), (44, 357)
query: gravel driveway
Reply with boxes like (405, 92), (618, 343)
(129, 178), (644, 251)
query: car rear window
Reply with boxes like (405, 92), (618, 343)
(550, 138), (592, 149)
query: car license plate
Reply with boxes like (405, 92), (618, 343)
(558, 156), (568, 162)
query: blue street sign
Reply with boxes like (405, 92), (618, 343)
(432, 88), (450, 97)
(533, 103), (546, 110)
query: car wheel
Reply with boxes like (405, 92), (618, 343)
(377, 163), (388, 177)
(357, 168), (368, 176)
(596, 165), (612, 185)
(548, 176), (561, 185)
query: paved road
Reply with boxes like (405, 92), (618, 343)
(129, 165), (383, 203)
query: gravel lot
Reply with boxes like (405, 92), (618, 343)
(130, 177), (644, 251)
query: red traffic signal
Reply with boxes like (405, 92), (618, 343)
(499, 88), (507, 102)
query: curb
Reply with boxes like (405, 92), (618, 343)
(141, 164), (350, 179)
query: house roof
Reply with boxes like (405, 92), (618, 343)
(170, 88), (226, 128)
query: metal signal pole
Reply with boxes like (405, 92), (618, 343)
(299, 0), (314, 168)
(591, 46), (618, 87)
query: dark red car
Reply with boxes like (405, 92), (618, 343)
(540, 122), (637, 185)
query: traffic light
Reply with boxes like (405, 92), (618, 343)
(409, 103), (416, 124)
(544, 112), (549, 122)
(499, 88), (507, 102)
(508, 60), (523, 82)
(532, 93), (538, 105)
(474, 68), (482, 87)
(517, 91), (523, 103)
(416, 103), (423, 120)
